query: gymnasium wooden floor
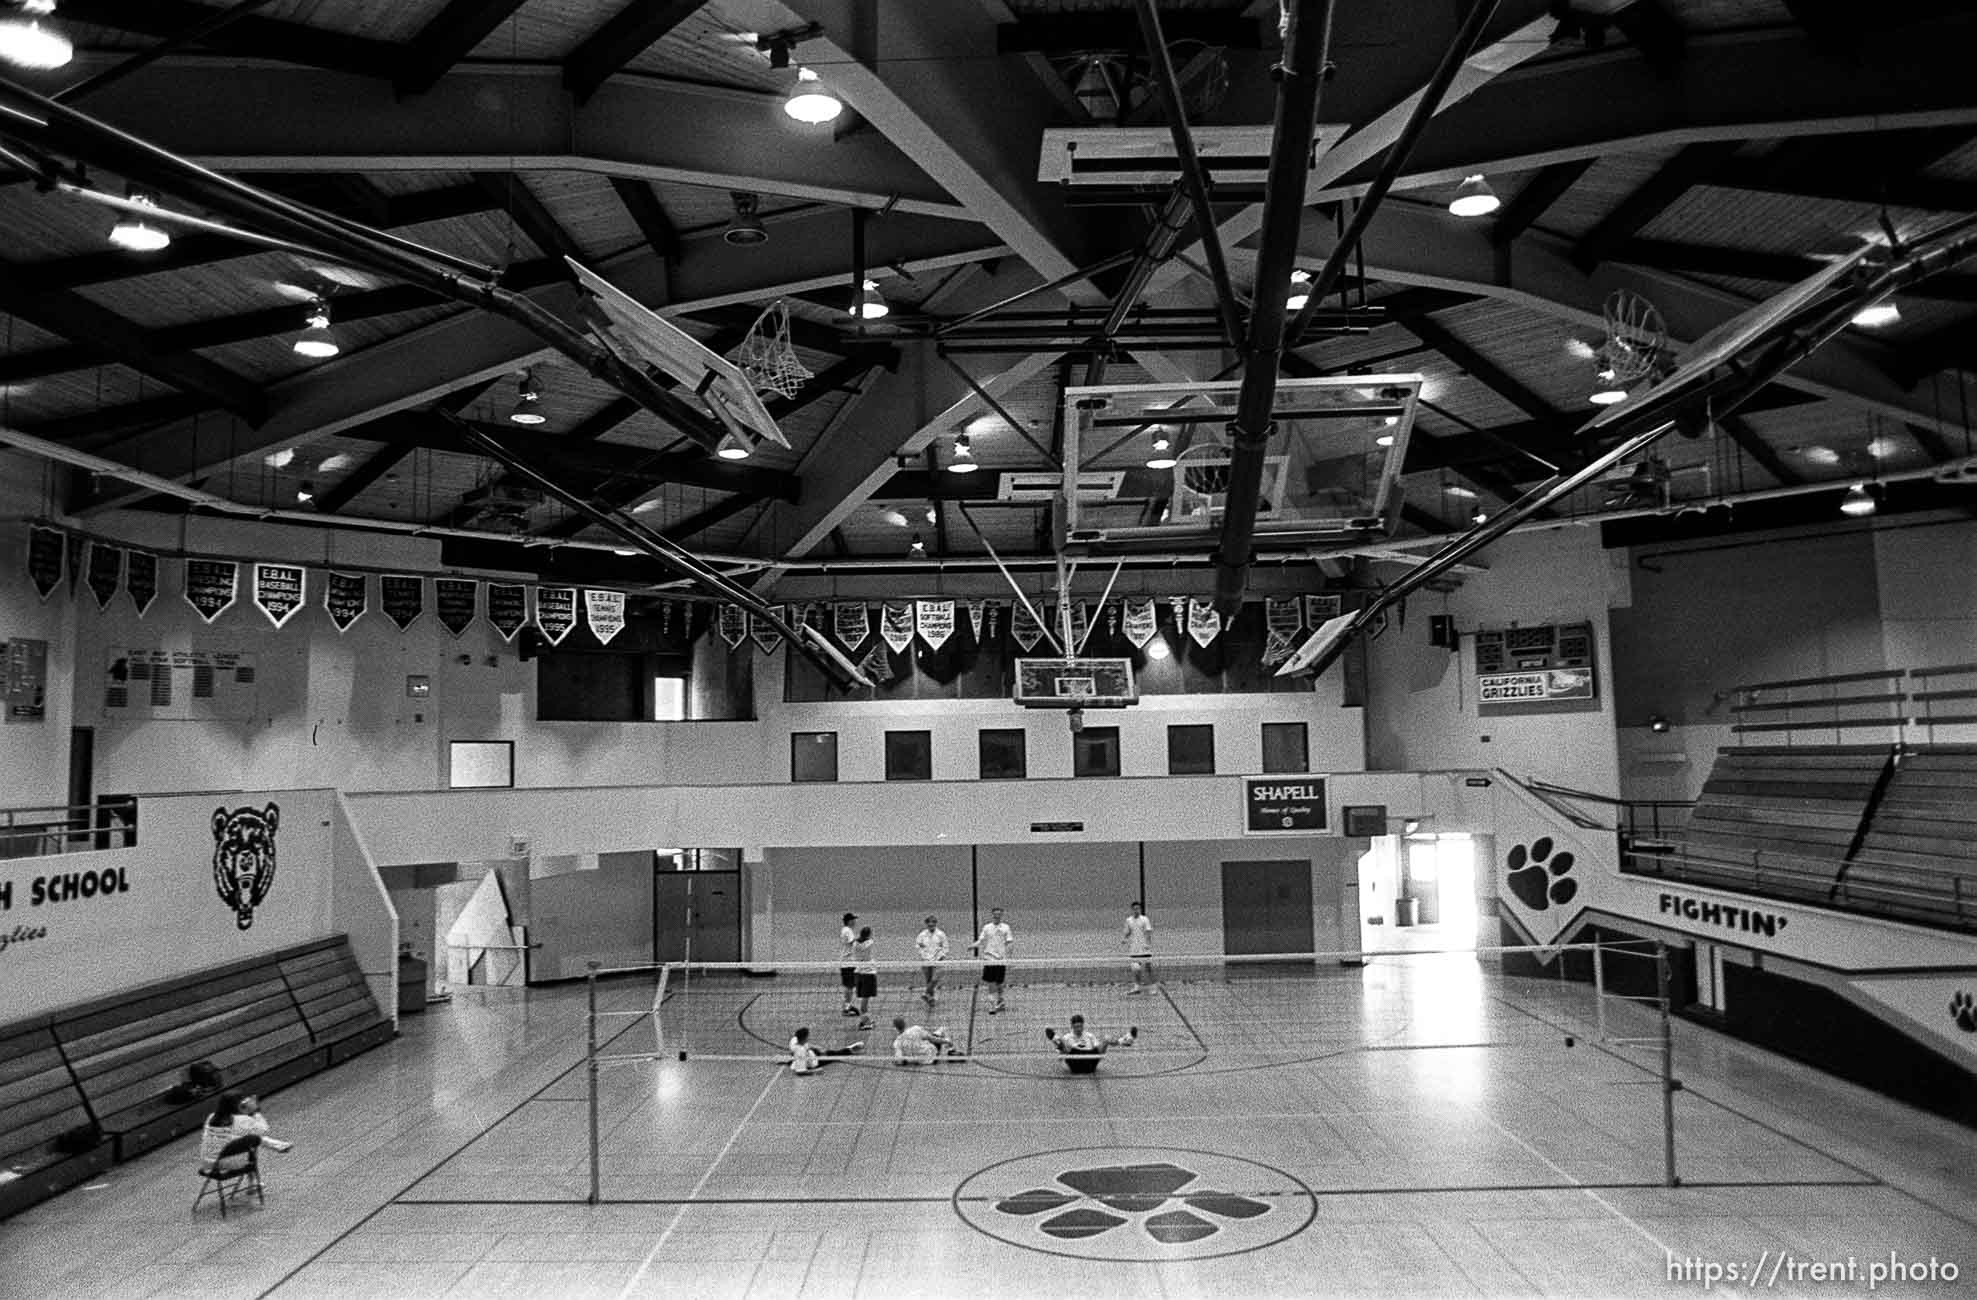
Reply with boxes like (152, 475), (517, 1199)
(3, 954), (1973, 1299)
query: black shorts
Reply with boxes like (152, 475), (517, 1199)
(840, 965), (856, 990)
(1065, 1056), (1100, 1074)
(982, 964), (1006, 985)
(855, 972), (877, 999)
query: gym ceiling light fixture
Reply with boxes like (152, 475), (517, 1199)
(785, 67), (843, 124)
(508, 372), (546, 425)
(1839, 482), (1877, 517)
(107, 190), (170, 252)
(854, 278), (889, 320)
(908, 532), (926, 557)
(1286, 270), (1313, 311)
(724, 192), (768, 246)
(1448, 174), (1501, 218)
(291, 299), (339, 358)
(716, 434), (751, 460)
(1851, 300), (1901, 328)
(947, 433), (978, 473)
(0, 1), (72, 70)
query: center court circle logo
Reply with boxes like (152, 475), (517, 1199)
(953, 1147), (1316, 1262)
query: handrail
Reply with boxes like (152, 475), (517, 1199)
(1503, 775), (1611, 830)
(0, 799), (138, 859)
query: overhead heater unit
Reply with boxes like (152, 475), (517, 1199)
(1037, 125), (1345, 191)
(998, 470), (1124, 502)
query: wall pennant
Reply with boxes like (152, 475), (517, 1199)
(254, 562), (308, 629)
(380, 574), (424, 631)
(832, 601), (870, 650)
(751, 605), (786, 655)
(982, 599), (1003, 642)
(125, 548), (158, 616)
(324, 571), (367, 632)
(858, 638), (896, 685)
(1123, 597), (1158, 648)
(1169, 595), (1189, 635)
(487, 584), (528, 642)
(658, 599), (676, 638)
(1105, 600), (1120, 639)
(963, 599), (984, 642)
(1306, 593), (1343, 624)
(1187, 597), (1223, 648)
(916, 598), (955, 650)
(1263, 596), (1303, 664)
(880, 601), (915, 653)
(537, 586), (577, 645)
(1010, 600), (1044, 652)
(26, 526), (63, 600)
(184, 558), (239, 623)
(718, 603), (747, 648)
(434, 578), (479, 637)
(86, 542), (123, 611)
(586, 589), (626, 645)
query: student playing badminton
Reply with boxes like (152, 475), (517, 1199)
(837, 912), (859, 1017)
(852, 925), (878, 1029)
(788, 1026), (864, 1075)
(891, 1016), (957, 1065)
(1123, 901), (1154, 994)
(1044, 1014), (1136, 1074)
(971, 907), (1013, 1014)
(915, 915), (949, 1005)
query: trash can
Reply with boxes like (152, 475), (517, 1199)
(397, 954), (429, 1015)
(1395, 897), (1420, 928)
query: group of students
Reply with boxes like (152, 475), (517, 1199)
(798, 901), (1157, 1075)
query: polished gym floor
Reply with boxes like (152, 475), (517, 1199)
(3, 954), (1973, 1299)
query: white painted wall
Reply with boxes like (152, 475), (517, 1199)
(0, 454), (78, 807)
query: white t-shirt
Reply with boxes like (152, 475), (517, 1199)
(853, 938), (876, 974)
(916, 927), (948, 962)
(839, 925), (857, 961)
(789, 1036), (823, 1074)
(976, 921), (1012, 960)
(1059, 1029), (1102, 1053)
(893, 1025), (944, 1064)
(1124, 913), (1153, 956)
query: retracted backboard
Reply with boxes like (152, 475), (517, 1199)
(1013, 657), (1138, 709)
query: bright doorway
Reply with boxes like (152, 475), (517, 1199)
(1400, 832), (1479, 952)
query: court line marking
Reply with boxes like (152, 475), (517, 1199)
(614, 1066), (782, 1300)
(1464, 1100), (1676, 1258)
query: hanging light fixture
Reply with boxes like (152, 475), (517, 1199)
(295, 481), (316, 504)
(1448, 174), (1501, 218)
(716, 434), (751, 460)
(853, 277), (889, 320)
(292, 299), (340, 358)
(1839, 482), (1877, 517)
(1285, 269), (1313, 311)
(1470, 507), (1489, 525)
(508, 372), (546, 425)
(107, 190), (171, 252)
(1588, 366), (1629, 405)
(947, 432), (978, 473)
(908, 532), (926, 557)
(0, 1), (73, 70)
(784, 66), (844, 124)
(1850, 300), (1901, 328)
(723, 192), (768, 246)
(1375, 433), (1395, 447)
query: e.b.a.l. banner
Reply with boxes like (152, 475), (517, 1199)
(1010, 600), (1045, 652)
(751, 605), (785, 655)
(858, 638), (895, 685)
(586, 589), (626, 645)
(86, 542), (122, 611)
(1123, 597), (1158, 648)
(880, 601), (914, 653)
(916, 599), (955, 650)
(435, 578), (479, 637)
(487, 584), (527, 642)
(324, 572), (366, 632)
(124, 548), (158, 616)
(1263, 596), (1303, 665)
(717, 603), (746, 648)
(833, 601), (870, 649)
(1187, 597), (1222, 648)
(380, 574), (424, 631)
(254, 563), (307, 629)
(184, 558), (238, 623)
(536, 586), (577, 645)
(25, 526), (63, 600)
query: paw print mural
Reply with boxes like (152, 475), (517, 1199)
(1506, 836), (1577, 912)
(1952, 991), (1977, 1033)
(995, 1163), (1268, 1244)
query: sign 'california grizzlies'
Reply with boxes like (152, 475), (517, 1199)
(212, 803), (280, 930)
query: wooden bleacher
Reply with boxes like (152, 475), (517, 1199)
(0, 934), (392, 1219)
(1843, 746), (1977, 927)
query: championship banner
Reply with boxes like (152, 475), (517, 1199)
(880, 601), (915, 653)
(1187, 597), (1222, 648)
(435, 578), (479, 637)
(963, 599), (984, 642)
(1263, 596), (1303, 665)
(858, 638), (896, 685)
(86, 543), (122, 610)
(1306, 593), (1342, 624)
(1169, 596), (1188, 638)
(487, 584), (528, 642)
(1010, 600), (1045, 652)
(916, 599), (955, 650)
(832, 601), (870, 649)
(125, 548), (158, 616)
(254, 563), (307, 629)
(184, 559), (238, 623)
(717, 603), (747, 648)
(658, 599), (677, 638)
(750, 605), (785, 655)
(324, 572), (367, 632)
(982, 599), (1003, 642)
(536, 586), (577, 645)
(1104, 600), (1120, 639)
(380, 574), (424, 631)
(1065, 602), (1091, 654)
(1123, 597), (1158, 648)
(26, 526), (63, 600)
(585, 589), (626, 645)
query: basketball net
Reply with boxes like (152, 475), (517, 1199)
(735, 300), (813, 399)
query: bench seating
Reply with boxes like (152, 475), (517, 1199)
(0, 934), (392, 1217)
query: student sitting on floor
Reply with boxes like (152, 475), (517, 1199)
(789, 1026), (865, 1075)
(1044, 1015), (1136, 1074)
(891, 1017), (957, 1065)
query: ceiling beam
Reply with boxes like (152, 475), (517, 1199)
(994, 11), (1263, 52)
(313, 381), (497, 515)
(1611, 238), (1977, 304)
(1717, 412), (1803, 485)
(1403, 313), (1562, 424)
(76, 64), (969, 221)
(609, 177), (682, 263)
(1489, 159), (1595, 247)
(1570, 141), (1743, 272)
(473, 172), (588, 267)
(396, 0), (532, 96)
(665, 492), (763, 543)
(58, 0), (404, 79)
(563, 0), (709, 105)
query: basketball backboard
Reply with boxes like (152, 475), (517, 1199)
(1013, 657), (1138, 709)
(1058, 375), (1424, 554)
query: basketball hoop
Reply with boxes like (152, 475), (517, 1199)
(735, 300), (813, 399)
(1598, 289), (1667, 385)
(1173, 444), (1234, 520)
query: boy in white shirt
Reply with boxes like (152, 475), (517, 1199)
(891, 1017), (956, 1065)
(970, 907), (1013, 1014)
(837, 912), (859, 1016)
(788, 1026), (865, 1075)
(1044, 1014), (1137, 1075)
(915, 915), (949, 1005)
(1123, 901), (1155, 994)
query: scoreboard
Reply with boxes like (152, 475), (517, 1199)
(1473, 622), (1598, 715)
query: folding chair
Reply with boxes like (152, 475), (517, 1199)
(193, 1134), (263, 1217)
